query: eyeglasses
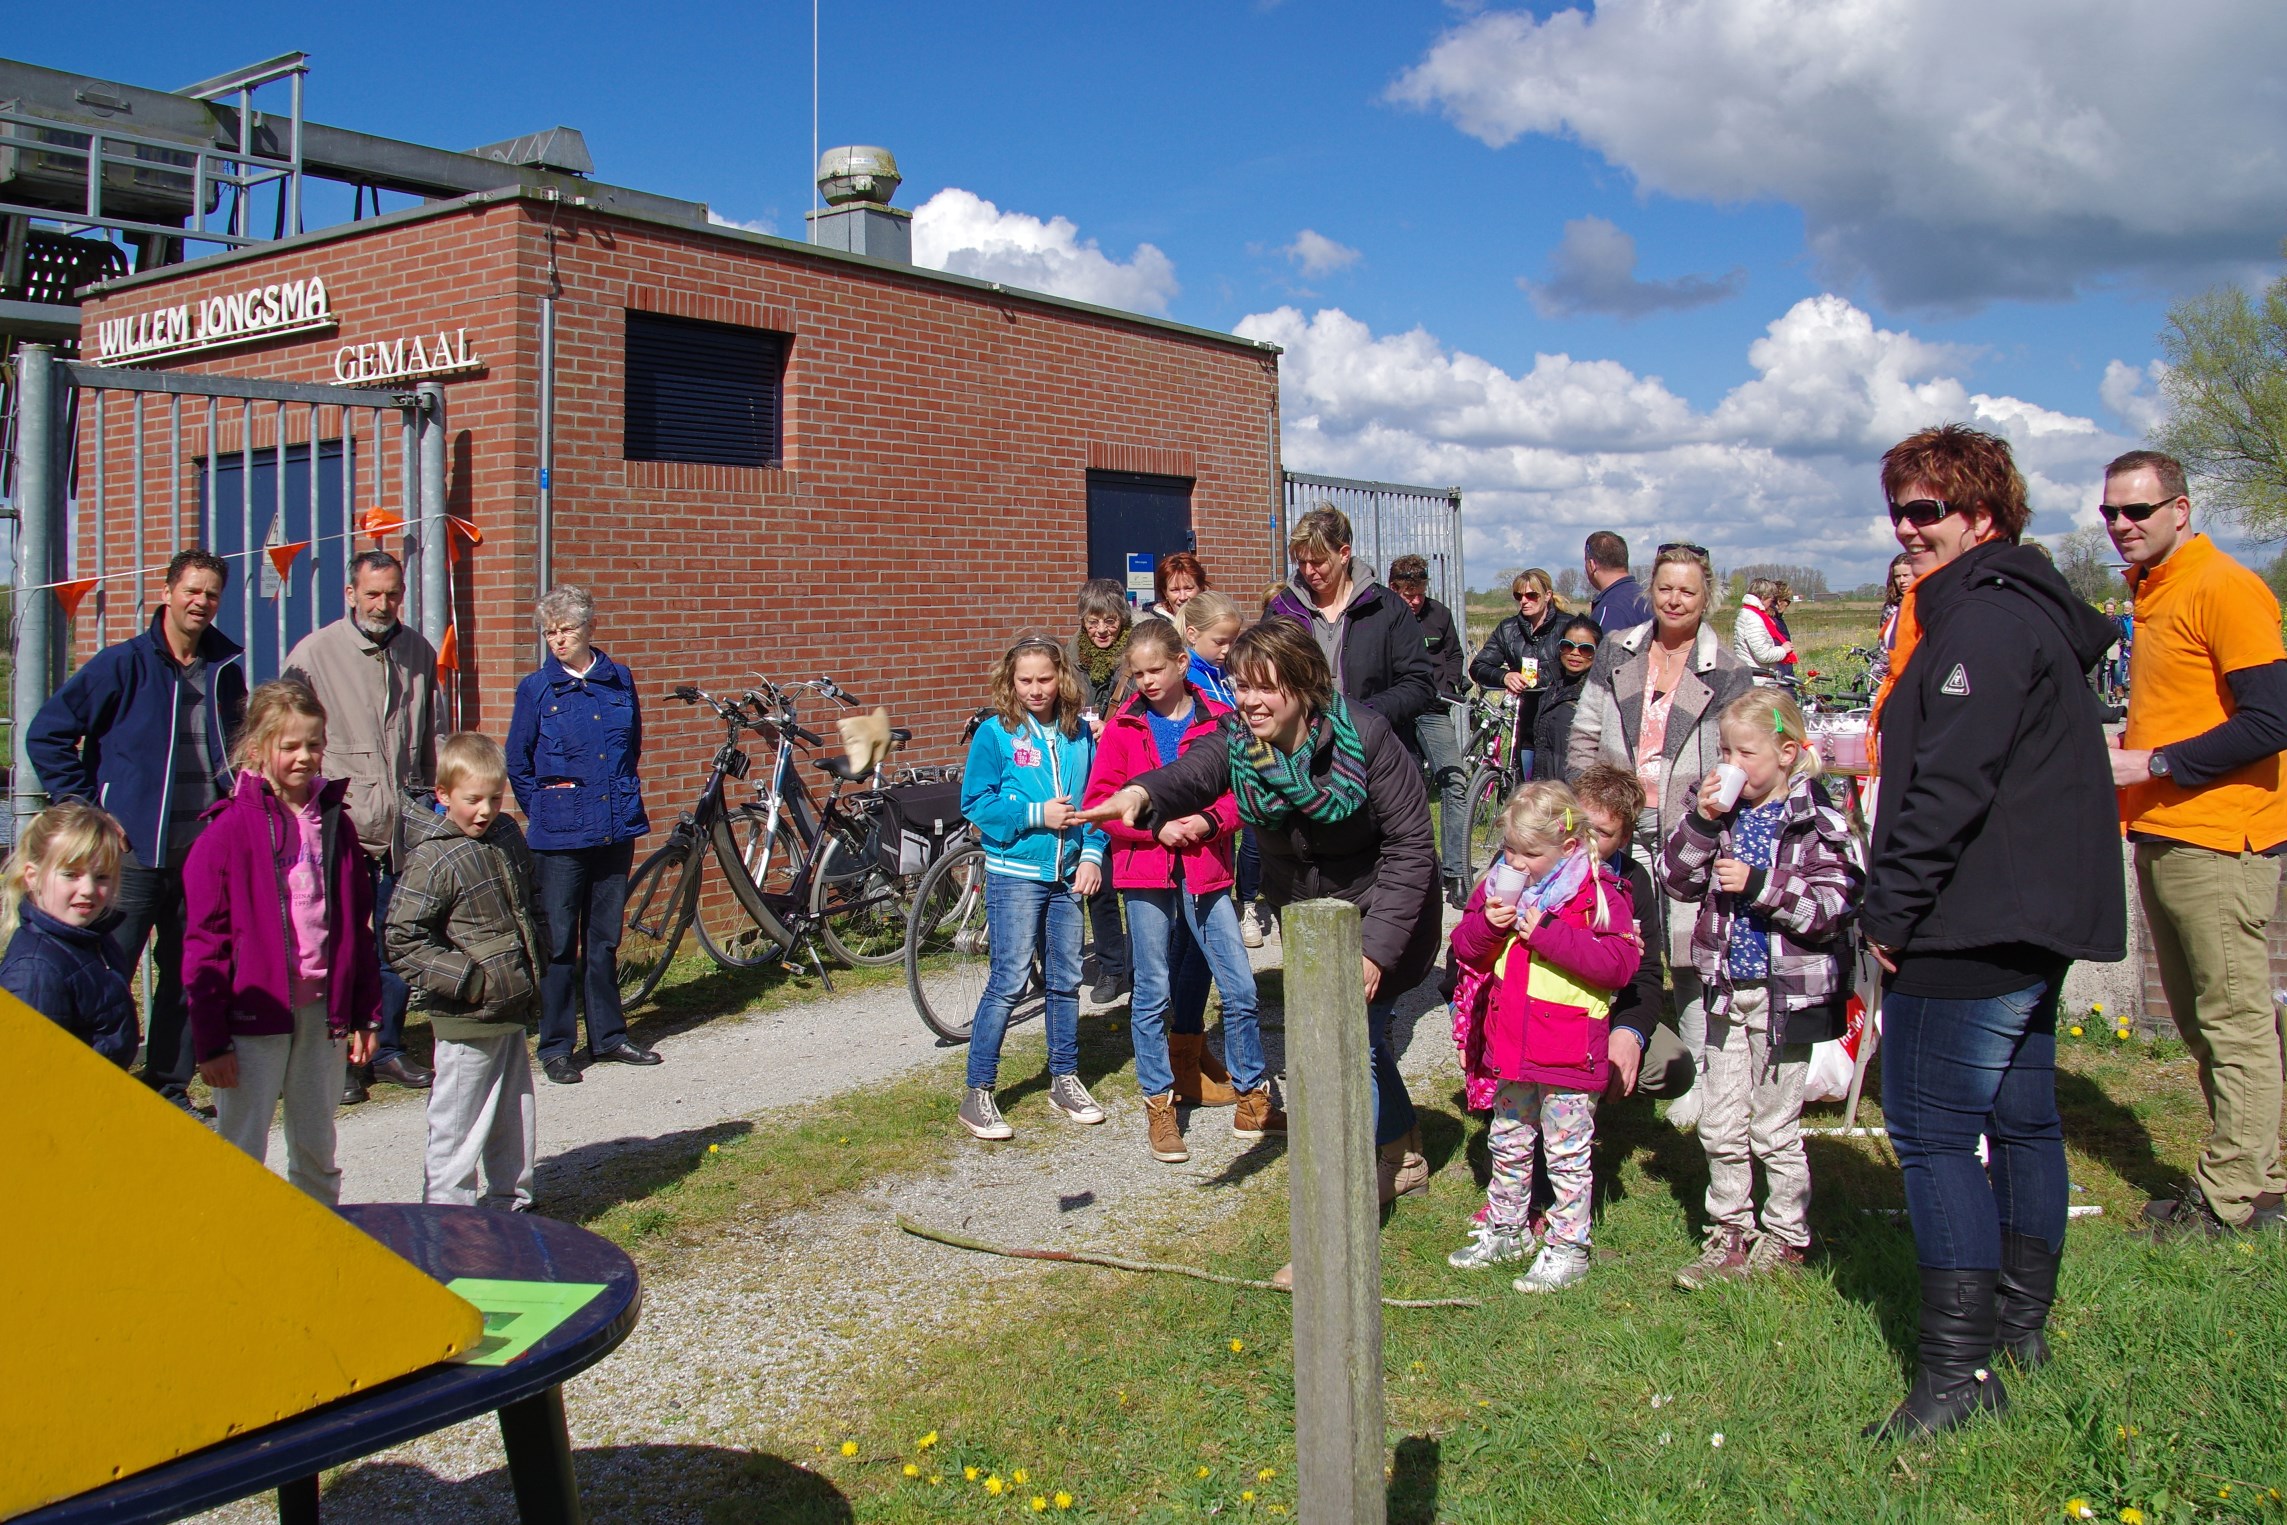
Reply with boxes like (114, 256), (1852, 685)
(1557, 639), (1598, 654)
(1658, 542), (1710, 560)
(1888, 498), (1958, 527)
(2099, 498), (2176, 525)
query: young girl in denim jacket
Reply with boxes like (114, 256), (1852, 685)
(1448, 780), (1641, 1292)
(956, 635), (1109, 1142)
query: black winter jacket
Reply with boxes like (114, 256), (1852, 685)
(1531, 671), (1589, 780)
(1268, 576), (1439, 732)
(0, 904), (138, 1067)
(1414, 596), (1468, 702)
(1862, 540), (2127, 965)
(1129, 702), (1444, 995)
(1471, 608), (1566, 740)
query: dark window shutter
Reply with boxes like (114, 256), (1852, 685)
(623, 311), (785, 466)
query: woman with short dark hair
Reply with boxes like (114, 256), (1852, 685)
(1530, 616), (1603, 781)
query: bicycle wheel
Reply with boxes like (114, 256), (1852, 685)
(619, 839), (695, 1008)
(906, 842), (992, 1042)
(694, 855), (782, 970)
(812, 820), (914, 967)
(709, 805), (798, 953)
(1461, 762), (1513, 878)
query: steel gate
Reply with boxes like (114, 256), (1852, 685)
(1279, 470), (1465, 614)
(5, 344), (458, 836)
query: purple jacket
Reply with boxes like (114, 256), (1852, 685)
(183, 771), (381, 1062)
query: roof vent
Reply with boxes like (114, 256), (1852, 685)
(815, 146), (900, 206)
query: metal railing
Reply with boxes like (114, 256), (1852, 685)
(1280, 470), (1465, 614)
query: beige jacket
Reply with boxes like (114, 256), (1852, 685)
(281, 617), (439, 867)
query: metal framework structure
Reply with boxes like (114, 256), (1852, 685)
(1279, 469), (1466, 614)
(7, 346), (452, 836)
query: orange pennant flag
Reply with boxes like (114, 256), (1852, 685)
(446, 515), (485, 548)
(267, 541), (310, 582)
(52, 578), (98, 620)
(359, 506), (405, 543)
(435, 623), (459, 676)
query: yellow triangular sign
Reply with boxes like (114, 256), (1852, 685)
(0, 990), (482, 1517)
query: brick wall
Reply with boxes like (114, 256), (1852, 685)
(70, 198), (1281, 849)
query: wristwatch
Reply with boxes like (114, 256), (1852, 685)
(2149, 749), (2172, 780)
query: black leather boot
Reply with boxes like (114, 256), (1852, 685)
(1865, 1267), (2010, 1440)
(1993, 1231), (2061, 1371)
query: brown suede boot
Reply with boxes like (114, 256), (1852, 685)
(1170, 1032), (1238, 1107)
(1232, 1085), (1287, 1140)
(1144, 1091), (1189, 1163)
(1377, 1125), (1430, 1203)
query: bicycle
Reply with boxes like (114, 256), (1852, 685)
(1457, 690), (1527, 877)
(904, 707), (1023, 1044)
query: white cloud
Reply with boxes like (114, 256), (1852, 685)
(2101, 359), (2170, 438)
(1284, 229), (1362, 277)
(707, 210), (775, 235)
(1240, 295), (2134, 584)
(911, 188), (1178, 314)
(1390, 1), (2287, 307)
(1523, 216), (1742, 318)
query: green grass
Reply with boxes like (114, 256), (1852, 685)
(699, 1027), (2287, 1524)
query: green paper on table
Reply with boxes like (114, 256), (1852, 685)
(446, 1279), (609, 1366)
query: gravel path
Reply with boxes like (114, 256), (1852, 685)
(197, 923), (1464, 1523)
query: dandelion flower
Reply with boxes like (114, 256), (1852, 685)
(840, 1441), (858, 1457)
(1271, 1509), (1288, 1518)
(928, 1475), (942, 1486)
(1259, 1467), (1277, 1481)
(903, 1464), (920, 1479)
(1056, 1492), (1074, 1510)
(1230, 1338), (1245, 1352)
(1032, 1498), (1048, 1513)
(965, 1466), (979, 1482)
(2092, 1002), (2104, 1015)
(707, 1143), (720, 1153)
(2069, 1026), (2084, 1036)
(1197, 1465), (1212, 1478)
(839, 1136), (849, 1144)
(1014, 1469), (1029, 1485)
(2064, 1499), (2094, 1519)
(1710, 1433), (1725, 1448)
(986, 1475), (1006, 1496)
(919, 1430), (939, 1450)
(1243, 1490), (1257, 1503)
(2219, 1487), (2232, 1499)
(2120, 1509), (2146, 1525)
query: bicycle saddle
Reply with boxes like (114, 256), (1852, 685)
(814, 730), (911, 784)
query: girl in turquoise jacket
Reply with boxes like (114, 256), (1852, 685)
(956, 635), (1109, 1142)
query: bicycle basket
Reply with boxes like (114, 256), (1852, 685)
(878, 779), (967, 876)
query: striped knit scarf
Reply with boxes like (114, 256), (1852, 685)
(1226, 696), (1370, 829)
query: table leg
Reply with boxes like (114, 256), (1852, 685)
(276, 1475), (320, 1524)
(498, 1386), (584, 1524)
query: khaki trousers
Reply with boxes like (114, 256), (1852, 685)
(2136, 839), (2287, 1225)
(424, 1032), (538, 1211)
(1700, 986), (1813, 1248)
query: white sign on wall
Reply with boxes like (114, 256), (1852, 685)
(332, 329), (482, 386)
(90, 278), (336, 366)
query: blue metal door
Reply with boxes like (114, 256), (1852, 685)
(1086, 470), (1193, 597)
(199, 439), (354, 683)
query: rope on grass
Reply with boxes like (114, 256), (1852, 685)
(895, 1216), (1481, 1309)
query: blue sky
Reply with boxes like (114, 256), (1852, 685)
(23, 1), (2283, 586)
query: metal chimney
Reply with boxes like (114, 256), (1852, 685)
(804, 146), (910, 263)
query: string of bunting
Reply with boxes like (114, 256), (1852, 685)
(11, 508), (485, 600)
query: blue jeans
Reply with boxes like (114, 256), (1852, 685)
(967, 873), (1083, 1089)
(371, 866), (411, 1065)
(112, 859), (190, 1099)
(1414, 707), (1470, 883)
(533, 840), (635, 1063)
(1125, 888), (1267, 1096)
(1236, 827), (1262, 906)
(1881, 978), (2068, 1268)
(1371, 998), (1417, 1148)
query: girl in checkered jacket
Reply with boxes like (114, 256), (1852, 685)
(1659, 690), (1862, 1289)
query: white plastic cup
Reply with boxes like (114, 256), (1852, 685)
(1520, 657), (1541, 689)
(1486, 860), (1528, 906)
(1711, 762), (1749, 811)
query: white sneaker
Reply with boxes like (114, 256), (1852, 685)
(1047, 1073), (1106, 1125)
(1514, 1241), (1591, 1293)
(1240, 905), (1266, 949)
(1446, 1222), (1532, 1269)
(1666, 1086), (1702, 1135)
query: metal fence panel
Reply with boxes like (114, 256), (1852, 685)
(1279, 470), (1465, 615)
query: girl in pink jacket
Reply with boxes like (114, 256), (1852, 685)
(1447, 780), (1640, 1292)
(1082, 619), (1281, 1164)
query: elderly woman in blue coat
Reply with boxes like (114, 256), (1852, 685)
(506, 585), (661, 1083)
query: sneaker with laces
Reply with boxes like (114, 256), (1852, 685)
(1232, 1085), (1287, 1140)
(958, 1086), (1013, 1141)
(1447, 1222), (1532, 1269)
(1240, 905), (1266, 949)
(1673, 1227), (1750, 1290)
(1743, 1234), (1807, 1277)
(1144, 1091), (1189, 1162)
(1514, 1240), (1592, 1293)
(1047, 1072), (1106, 1125)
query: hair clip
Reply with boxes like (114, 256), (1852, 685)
(1773, 704), (1789, 739)
(1563, 806), (1575, 831)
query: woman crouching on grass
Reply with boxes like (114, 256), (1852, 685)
(1080, 619), (1442, 1279)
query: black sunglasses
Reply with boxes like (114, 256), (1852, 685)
(1658, 542), (1710, 560)
(1557, 638), (1598, 654)
(2099, 498), (2176, 525)
(1888, 498), (1958, 527)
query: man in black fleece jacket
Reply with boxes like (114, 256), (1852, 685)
(1861, 424), (2126, 1443)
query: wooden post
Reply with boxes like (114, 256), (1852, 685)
(1283, 898), (1387, 1525)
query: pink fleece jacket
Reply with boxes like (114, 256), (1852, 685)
(1081, 686), (1241, 894)
(1449, 859), (1641, 1092)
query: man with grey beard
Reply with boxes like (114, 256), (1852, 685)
(283, 549), (440, 1102)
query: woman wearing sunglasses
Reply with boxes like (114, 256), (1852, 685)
(1859, 424), (2124, 1441)
(1530, 616), (1604, 781)
(1468, 568), (1570, 777)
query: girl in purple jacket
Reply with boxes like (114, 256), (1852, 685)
(1446, 781), (1640, 1293)
(184, 680), (380, 1204)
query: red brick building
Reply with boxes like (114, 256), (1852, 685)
(71, 185), (1283, 796)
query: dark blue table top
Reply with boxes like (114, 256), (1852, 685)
(20, 1204), (640, 1525)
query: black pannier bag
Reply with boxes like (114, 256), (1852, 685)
(877, 780), (967, 876)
